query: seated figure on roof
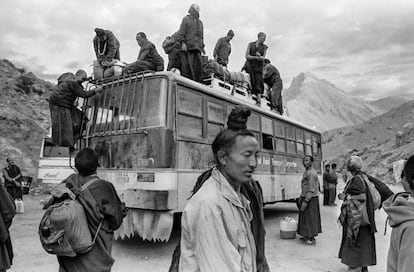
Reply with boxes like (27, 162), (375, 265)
(124, 32), (164, 75)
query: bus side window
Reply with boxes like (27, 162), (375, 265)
(275, 122), (286, 153)
(305, 131), (312, 155)
(312, 135), (321, 158)
(177, 88), (203, 139)
(207, 101), (225, 142)
(296, 129), (304, 155)
(261, 116), (273, 150)
(286, 125), (296, 154)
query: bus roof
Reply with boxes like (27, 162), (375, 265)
(94, 71), (322, 135)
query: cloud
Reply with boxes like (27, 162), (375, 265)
(0, 0), (412, 100)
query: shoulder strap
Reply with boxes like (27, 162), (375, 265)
(81, 177), (100, 191)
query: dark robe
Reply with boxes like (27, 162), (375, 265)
(125, 40), (164, 74)
(297, 197), (322, 238)
(49, 80), (95, 148)
(3, 165), (22, 200)
(176, 7), (204, 82)
(339, 174), (377, 268)
(168, 168), (270, 272)
(0, 183), (16, 271)
(263, 64), (283, 114)
(246, 41), (268, 96)
(57, 173), (125, 272)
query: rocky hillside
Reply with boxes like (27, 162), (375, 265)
(322, 100), (414, 180)
(284, 72), (377, 131)
(368, 96), (407, 115)
(0, 59), (52, 178)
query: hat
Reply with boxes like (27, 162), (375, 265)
(94, 28), (106, 37)
(227, 30), (234, 37)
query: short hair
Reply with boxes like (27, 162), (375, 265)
(75, 148), (99, 176)
(227, 29), (234, 37)
(75, 69), (87, 80)
(136, 32), (146, 39)
(258, 32), (266, 38)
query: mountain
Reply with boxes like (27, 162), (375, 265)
(368, 96), (407, 114)
(283, 72), (377, 131)
(322, 100), (414, 179)
(0, 59), (52, 178)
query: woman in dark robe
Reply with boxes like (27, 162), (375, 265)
(2, 157), (23, 200)
(0, 182), (16, 272)
(338, 156), (376, 272)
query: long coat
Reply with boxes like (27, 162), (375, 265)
(57, 174), (125, 272)
(0, 183), (16, 271)
(339, 174), (377, 268)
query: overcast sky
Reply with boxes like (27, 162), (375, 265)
(1, 0), (413, 100)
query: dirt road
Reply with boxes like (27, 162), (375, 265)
(9, 181), (398, 272)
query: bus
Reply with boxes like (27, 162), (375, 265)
(79, 71), (323, 241)
(37, 134), (75, 184)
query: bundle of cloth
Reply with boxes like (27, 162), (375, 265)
(204, 60), (250, 89)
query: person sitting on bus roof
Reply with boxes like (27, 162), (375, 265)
(213, 29), (234, 67)
(93, 28), (120, 79)
(263, 59), (283, 115)
(179, 107), (269, 272)
(245, 32), (268, 105)
(176, 4), (205, 83)
(124, 32), (164, 74)
(49, 70), (102, 153)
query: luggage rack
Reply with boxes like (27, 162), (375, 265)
(204, 74), (272, 111)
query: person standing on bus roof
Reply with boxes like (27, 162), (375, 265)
(2, 157), (23, 201)
(263, 59), (283, 115)
(245, 32), (268, 105)
(49, 70), (102, 153)
(213, 30), (234, 67)
(297, 155), (322, 245)
(93, 28), (120, 79)
(124, 32), (164, 74)
(176, 3), (205, 83)
(179, 107), (270, 272)
(56, 148), (125, 272)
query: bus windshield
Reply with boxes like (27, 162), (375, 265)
(88, 77), (168, 134)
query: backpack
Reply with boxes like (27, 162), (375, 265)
(39, 177), (103, 257)
(361, 174), (381, 210)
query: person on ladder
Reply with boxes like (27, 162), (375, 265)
(48, 70), (102, 154)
